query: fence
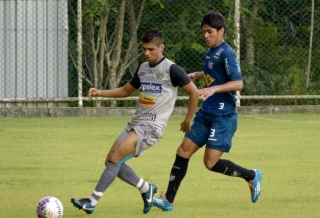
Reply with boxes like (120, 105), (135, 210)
(0, 0), (319, 108)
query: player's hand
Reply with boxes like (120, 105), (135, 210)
(188, 73), (196, 82)
(180, 120), (192, 133)
(198, 87), (215, 101)
(88, 88), (101, 99)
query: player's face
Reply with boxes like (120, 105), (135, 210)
(202, 24), (224, 48)
(142, 42), (164, 65)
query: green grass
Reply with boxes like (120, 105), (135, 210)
(0, 114), (319, 218)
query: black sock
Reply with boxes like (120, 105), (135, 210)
(210, 159), (255, 182)
(165, 154), (189, 203)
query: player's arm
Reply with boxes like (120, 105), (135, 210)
(170, 64), (199, 133)
(89, 67), (140, 99)
(211, 80), (243, 92)
(199, 79), (243, 101)
(188, 71), (205, 82)
(88, 83), (136, 99)
(180, 82), (199, 132)
(199, 51), (243, 101)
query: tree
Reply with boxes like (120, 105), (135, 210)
(70, 0), (147, 107)
(240, 0), (261, 65)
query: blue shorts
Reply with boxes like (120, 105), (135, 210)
(185, 110), (237, 152)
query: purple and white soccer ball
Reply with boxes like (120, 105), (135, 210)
(37, 196), (63, 218)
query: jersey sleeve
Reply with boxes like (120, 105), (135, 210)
(223, 50), (242, 81)
(169, 64), (191, 87)
(129, 65), (141, 89)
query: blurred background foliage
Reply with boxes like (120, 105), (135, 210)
(68, 0), (319, 107)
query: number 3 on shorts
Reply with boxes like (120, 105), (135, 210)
(209, 129), (215, 137)
(219, 103), (224, 109)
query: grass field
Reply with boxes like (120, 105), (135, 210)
(0, 114), (319, 218)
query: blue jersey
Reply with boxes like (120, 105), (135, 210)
(200, 42), (242, 115)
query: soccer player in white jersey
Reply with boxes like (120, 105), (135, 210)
(152, 11), (262, 212)
(71, 29), (199, 214)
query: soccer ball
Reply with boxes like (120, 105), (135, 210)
(36, 196), (63, 218)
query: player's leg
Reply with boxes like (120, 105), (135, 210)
(166, 137), (199, 201)
(208, 152), (262, 202)
(205, 148), (256, 180)
(205, 113), (262, 203)
(116, 124), (162, 213)
(152, 137), (199, 211)
(117, 163), (145, 188)
(71, 128), (138, 214)
(91, 130), (138, 202)
(153, 110), (208, 211)
(117, 163), (157, 213)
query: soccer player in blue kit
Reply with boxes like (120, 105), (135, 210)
(152, 11), (262, 211)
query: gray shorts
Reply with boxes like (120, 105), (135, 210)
(116, 122), (163, 157)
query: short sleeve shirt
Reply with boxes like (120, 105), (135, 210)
(201, 42), (242, 115)
(129, 57), (191, 130)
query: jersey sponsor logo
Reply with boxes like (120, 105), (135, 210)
(208, 60), (213, 69)
(139, 71), (146, 77)
(140, 82), (162, 93)
(156, 72), (165, 80)
(216, 48), (224, 55)
(133, 111), (157, 122)
(213, 48), (224, 59)
(204, 74), (215, 87)
(139, 93), (156, 108)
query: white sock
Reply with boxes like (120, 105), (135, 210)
(136, 178), (149, 193)
(88, 196), (97, 206)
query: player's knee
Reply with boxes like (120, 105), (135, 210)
(203, 161), (212, 170)
(177, 139), (198, 158)
(106, 150), (119, 166)
(203, 159), (218, 170)
(177, 145), (192, 158)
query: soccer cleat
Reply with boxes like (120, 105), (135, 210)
(71, 198), (95, 214)
(152, 195), (173, 212)
(141, 184), (157, 214)
(248, 169), (262, 203)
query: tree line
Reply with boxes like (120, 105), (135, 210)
(68, 0), (320, 106)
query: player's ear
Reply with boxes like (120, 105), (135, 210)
(219, 27), (225, 36)
(159, 43), (165, 52)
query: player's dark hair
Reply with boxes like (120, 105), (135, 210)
(201, 11), (226, 35)
(142, 29), (163, 46)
